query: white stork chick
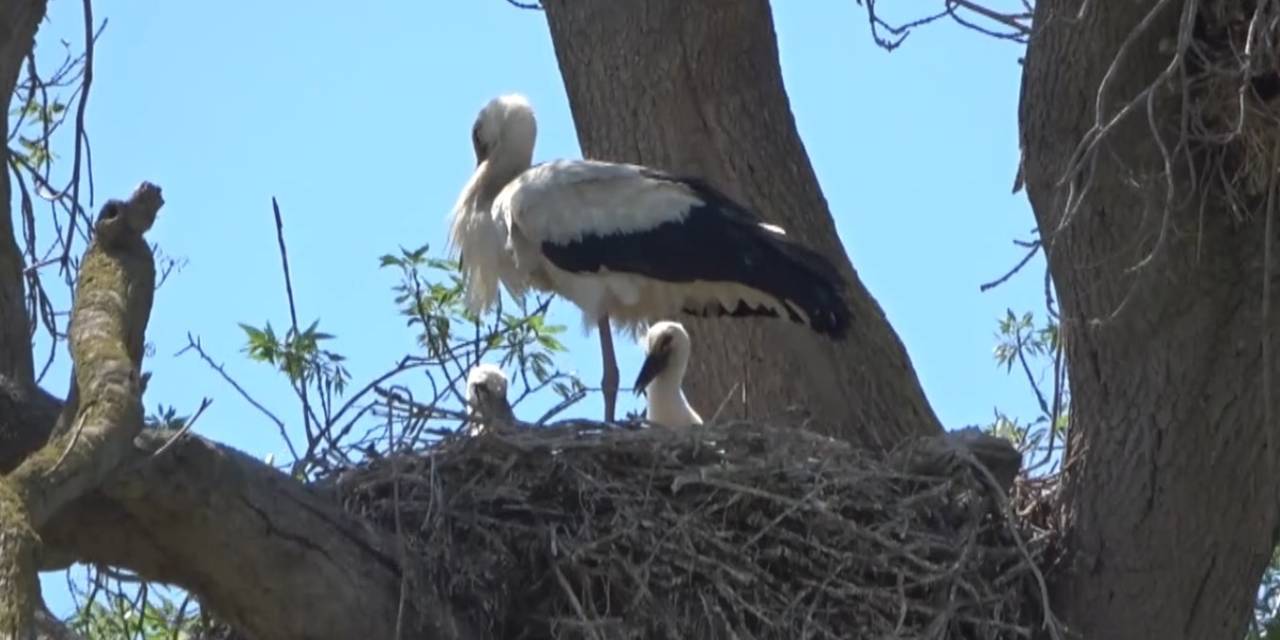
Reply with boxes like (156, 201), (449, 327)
(634, 321), (703, 428)
(449, 93), (853, 423)
(464, 363), (515, 436)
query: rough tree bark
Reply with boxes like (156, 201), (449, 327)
(0, 181), (164, 635)
(541, 0), (943, 450)
(0, 183), (165, 636)
(0, 0), (50, 474)
(1018, 2), (1279, 639)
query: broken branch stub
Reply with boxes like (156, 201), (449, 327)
(0, 182), (163, 637)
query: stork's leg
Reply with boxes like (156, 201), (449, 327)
(598, 316), (619, 423)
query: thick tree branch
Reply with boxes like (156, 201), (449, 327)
(40, 431), (467, 639)
(0, 380), (466, 637)
(0, 378), (59, 474)
(0, 183), (161, 636)
(30, 592), (78, 640)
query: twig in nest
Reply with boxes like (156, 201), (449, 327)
(535, 388), (588, 425)
(955, 445), (1065, 640)
(707, 381), (742, 424)
(551, 549), (603, 640)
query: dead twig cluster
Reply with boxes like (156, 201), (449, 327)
(859, 0), (1032, 50)
(1050, 1), (1280, 323)
(330, 421), (1059, 640)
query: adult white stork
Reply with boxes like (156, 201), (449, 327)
(463, 363), (515, 436)
(634, 321), (703, 428)
(448, 93), (852, 423)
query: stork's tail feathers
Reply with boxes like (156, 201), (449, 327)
(678, 229), (852, 339)
(760, 237), (852, 339)
(668, 177), (853, 340)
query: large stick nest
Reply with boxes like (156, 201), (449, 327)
(329, 422), (1055, 639)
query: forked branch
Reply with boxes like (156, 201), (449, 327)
(0, 182), (162, 636)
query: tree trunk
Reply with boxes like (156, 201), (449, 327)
(1019, 2), (1280, 638)
(0, 0), (49, 477)
(0, 0), (43, 386)
(540, 0), (942, 450)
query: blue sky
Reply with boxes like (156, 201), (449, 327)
(26, 0), (1045, 618)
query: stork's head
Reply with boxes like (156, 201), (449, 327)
(472, 94), (537, 167)
(466, 363), (509, 408)
(634, 321), (693, 395)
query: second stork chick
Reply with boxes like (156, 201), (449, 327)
(634, 321), (703, 428)
(464, 363), (516, 435)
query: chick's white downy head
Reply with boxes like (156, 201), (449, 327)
(466, 363), (509, 405)
(635, 321), (693, 391)
(464, 363), (516, 436)
(634, 321), (701, 427)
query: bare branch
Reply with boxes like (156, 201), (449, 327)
(269, 197), (319, 446)
(858, 0), (1031, 50)
(57, 0), (102, 273)
(980, 237), (1041, 292)
(176, 333), (298, 461)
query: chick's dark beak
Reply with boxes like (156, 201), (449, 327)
(633, 342), (671, 396)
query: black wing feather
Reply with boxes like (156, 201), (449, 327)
(538, 170), (852, 339)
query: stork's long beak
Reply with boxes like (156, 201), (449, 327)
(633, 344), (671, 396)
